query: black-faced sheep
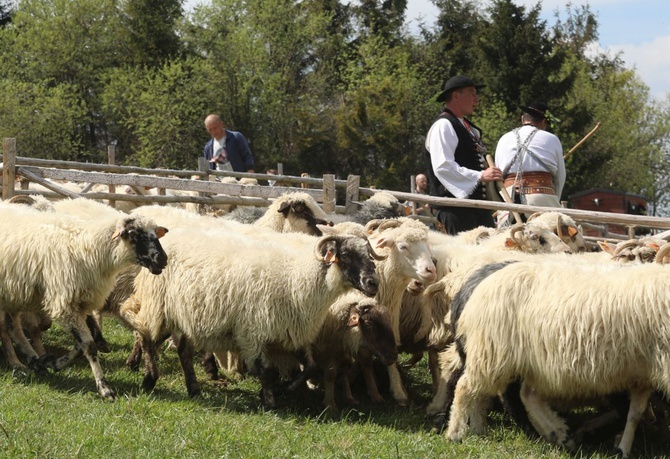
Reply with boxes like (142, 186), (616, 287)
(121, 228), (380, 407)
(0, 203), (167, 399)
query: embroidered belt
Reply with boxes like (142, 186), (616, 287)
(503, 172), (555, 195)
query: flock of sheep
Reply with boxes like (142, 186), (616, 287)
(1, 183), (670, 458)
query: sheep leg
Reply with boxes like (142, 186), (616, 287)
(428, 349), (440, 391)
(357, 349), (384, 403)
(322, 360), (339, 414)
(519, 381), (574, 451)
(126, 333), (143, 371)
(387, 363), (410, 407)
(445, 370), (479, 441)
(176, 336), (201, 397)
(200, 351), (219, 381)
(254, 358), (278, 409)
(401, 352), (423, 368)
(341, 366), (359, 406)
(6, 313), (49, 374)
(54, 314), (115, 401)
(617, 388), (653, 459)
(0, 313), (27, 370)
(86, 314), (110, 353)
(141, 333), (168, 393)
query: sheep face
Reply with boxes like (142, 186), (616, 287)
(112, 217), (168, 275)
(349, 302), (397, 366)
(505, 225), (571, 254)
(277, 199), (332, 236)
(317, 235), (379, 297)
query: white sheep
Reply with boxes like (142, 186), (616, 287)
(525, 211), (587, 252)
(120, 227), (380, 407)
(346, 217), (436, 407)
(444, 250), (670, 458)
(0, 202), (168, 399)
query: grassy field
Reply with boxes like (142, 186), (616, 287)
(0, 320), (667, 458)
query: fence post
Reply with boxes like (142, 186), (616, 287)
(277, 163), (283, 175)
(2, 138), (16, 201)
(409, 174), (417, 214)
(107, 145), (116, 208)
(345, 174), (360, 215)
(322, 174), (336, 214)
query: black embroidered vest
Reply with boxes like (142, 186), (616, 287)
(424, 109), (487, 209)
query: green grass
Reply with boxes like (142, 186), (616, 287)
(0, 321), (667, 458)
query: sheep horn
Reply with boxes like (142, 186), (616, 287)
(314, 235), (340, 262)
(377, 219), (402, 232)
(654, 242), (670, 264)
(367, 238), (388, 261)
(364, 219), (383, 234)
(613, 239), (641, 256)
(509, 224), (525, 243)
(525, 212), (542, 222)
(8, 195), (36, 206)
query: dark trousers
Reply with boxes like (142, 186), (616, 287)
(434, 207), (495, 235)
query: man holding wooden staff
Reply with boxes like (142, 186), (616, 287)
(424, 75), (503, 235)
(494, 101), (565, 224)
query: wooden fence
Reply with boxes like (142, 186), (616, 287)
(4, 138), (670, 240)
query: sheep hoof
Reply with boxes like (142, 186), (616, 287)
(126, 356), (141, 372)
(394, 397), (411, 407)
(431, 412), (448, 434)
(100, 387), (116, 401)
(141, 376), (157, 393)
(187, 385), (201, 398)
(95, 339), (111, 354)
(35, 354), (56, 372)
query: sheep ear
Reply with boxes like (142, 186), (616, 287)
(566, 225), (579, 237)
(111, 228), (124, 240)
(277, 201), (291, 216)
(598, 241), (616, 255)
(347, 312), (360, 327)
(324, 248), (339, 264)
(156, 227), (168, 239)
(317, 224), (335, 235)
(375, 237), (394, 249)
(504, 238), (519, 249)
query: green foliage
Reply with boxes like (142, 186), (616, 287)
(0, 0), (668, 212)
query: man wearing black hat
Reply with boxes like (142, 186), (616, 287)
(494, 101), (565, 220)
(424, 75), (503, 235)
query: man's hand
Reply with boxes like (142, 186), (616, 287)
(480, 167), (503, 183)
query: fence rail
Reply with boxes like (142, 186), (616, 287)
(3, 138), (670, 234)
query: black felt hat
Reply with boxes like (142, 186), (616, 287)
(519, 101), (549, 119)
(435, 75), (486, 102)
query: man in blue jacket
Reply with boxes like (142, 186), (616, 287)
(203, 114), (255, 172)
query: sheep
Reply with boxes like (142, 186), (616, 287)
(310, 290), (397, 413)
(345, 218), (436, 407)
(0, 202), (168, 399)
(125, 195), (333, 375)
(525, 211), (587, 252)
(328, 191), (405, 226)
(120, 227), (380, 407)
(443, 247), (670, 458)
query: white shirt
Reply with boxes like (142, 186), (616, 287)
(425, 117), (482, 199)
(494, 125), (566, 197)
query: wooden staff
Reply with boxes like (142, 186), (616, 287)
(564, 122), (601, 160)
(485, 155), (523, 224)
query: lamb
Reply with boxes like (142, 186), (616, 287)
(444, 247), (670, 458)
(120, 227), (380, 407)
(310, 290), (397, 413)
(0, 202), (168, 399)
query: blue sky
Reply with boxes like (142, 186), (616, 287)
(406, 0), (670, 100)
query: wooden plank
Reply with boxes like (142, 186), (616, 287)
(17, 165), (324, 201)
(16, 167), (81, 199)
(2, 138), (16, 200)
(345, 175), (360, 215)
(322, 174), (336, 213)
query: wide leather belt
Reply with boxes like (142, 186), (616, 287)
(503, 172), (555, 195)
